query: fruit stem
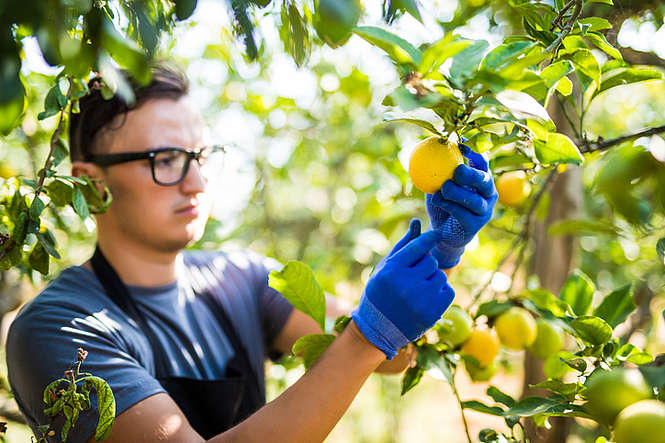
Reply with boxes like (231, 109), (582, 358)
(451, 367), (473, 443)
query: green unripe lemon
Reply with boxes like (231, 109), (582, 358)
(614, 400), (665, 443)
(528, 319), (564, 359)
(438, 305), (472, 346)
(584, 368), (652, 425)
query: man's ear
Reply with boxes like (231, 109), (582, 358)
(71, 161), (106, 196)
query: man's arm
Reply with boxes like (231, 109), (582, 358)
(272, 297), (414, 374)
(90, 321), (384, 443)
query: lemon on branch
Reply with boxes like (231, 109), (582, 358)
(496, 170), (531, 206)
(584, 368), (652, 425)
(614, 400), (665, 443)
(408, 136), (464, 194)
(461, 329), (499, 367)
(437, 305), (472, 346)
(528, 318), (564, 359)
(494, 307), (537, 350)
(465, 359), (497, 382)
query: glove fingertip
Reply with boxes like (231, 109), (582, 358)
(409, 219), (421, 239)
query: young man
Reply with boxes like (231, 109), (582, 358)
(6, 64), (497, 442)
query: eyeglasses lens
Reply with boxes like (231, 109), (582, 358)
(153, 150), (188, 185)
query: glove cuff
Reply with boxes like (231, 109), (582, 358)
(351, 297), (410, 359)
(431, 242), (464, 269)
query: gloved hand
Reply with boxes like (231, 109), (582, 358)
(426, 144), (498, 269)
(352, 219), (455, 359)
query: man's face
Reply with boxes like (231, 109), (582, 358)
(93, 97), (212, 253)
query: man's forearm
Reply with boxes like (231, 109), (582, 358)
(211, 321), (385, 443)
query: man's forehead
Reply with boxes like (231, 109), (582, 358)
(104, 97), (204, 153)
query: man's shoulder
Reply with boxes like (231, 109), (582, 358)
(10, 266), (109, 331)
(184, 248), (282, 275)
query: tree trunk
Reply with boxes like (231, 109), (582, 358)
(522, 93), (583, 443)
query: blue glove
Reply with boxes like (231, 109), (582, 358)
(426, 144), (498, 269)
(352, 219), (455, 359)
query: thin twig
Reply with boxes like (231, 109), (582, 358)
(468, 169), (558, 311)
(0, 78), (72, 263)
(545, 0), (584, 54)
(550, 0), (576, 31)
(579, 123), (665, 153)
(451, 367), (473, 443)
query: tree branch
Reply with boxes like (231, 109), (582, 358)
(580, 124), (665, 153)
(546, 0), (584, 54)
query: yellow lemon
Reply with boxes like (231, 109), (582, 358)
(408, 136), (464, 194)
(494, 307), (537, 350)
(496, 170), (531, 206)
(461, 329), (499, 367)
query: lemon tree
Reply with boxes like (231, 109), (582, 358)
(2, 1), (665, 443)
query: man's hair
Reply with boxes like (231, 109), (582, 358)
(69, 62), (189, 162)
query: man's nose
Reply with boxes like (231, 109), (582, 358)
(180, 160), (206, 193)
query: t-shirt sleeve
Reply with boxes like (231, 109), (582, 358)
(6, 299), (165, 442)
(254, 255), (294, 354)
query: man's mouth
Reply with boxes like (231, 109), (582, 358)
(175, 202), (200, 216)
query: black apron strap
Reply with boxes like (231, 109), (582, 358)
(90, 246), (207, 377)
(90, 247), (169, 376)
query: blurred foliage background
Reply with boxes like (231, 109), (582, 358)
(1, 0), (665, 441)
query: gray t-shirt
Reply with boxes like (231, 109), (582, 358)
(6, 249), (293, 442)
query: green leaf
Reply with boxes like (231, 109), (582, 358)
(480, 41), (535, 71)
(565, 48), (601, 89)
(526, 289), (571, 318)
(593, 285), (634, 328)
(599, 67), (663, 95)
(529, 380), (580, 401)
(548, 219), (619, 237)
(585, 32), (622, 60)
(353, 26), (422, 66)
(616, 344), (654, 365)
(36, 230), (61, 259)
(487, 386), (515, 408)
(29, 242), (49, 275)
(46, 178), (74, 207)
(416, 344), (453, 385)
(29, 195), (46, 220)
(334, 315), (351, 334)
(556, 77), (573, 96)
(174, 0), (197, 20)
(53, 138), (70, 167)
(384, 0), (422, 23)
(534, 133), (584, 165)
(578, 18), (612, 32)
(269, 261), (326, 330)
(382, 117), (441, 136)
(72, 186), (90, 220)
(495, 89), (552, 124)
(587, 0), (613, 4)
(506, 397), (561, 417)
(450, 40), (489, 85)
(462, 400), (505, 416)
(292, 333), (336, 369)
(81, 376), (116, 441)
(418, 34), (472, 75)
(561, 356), (587, 372)
(569, 315), (613, 345)
(540, 60), (574, 88)
(657, 238), (665, 266)
(401, 366), (425, 395)
(475, 300), (512, 319)
(560, 271), (595, 316)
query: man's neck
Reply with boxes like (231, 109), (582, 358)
(94, 235), (181, 287)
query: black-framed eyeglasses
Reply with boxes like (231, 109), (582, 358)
(87, 144), (226, 186)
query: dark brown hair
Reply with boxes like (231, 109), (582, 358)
(69, 62), (189, 162)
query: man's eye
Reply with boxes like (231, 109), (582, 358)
(155, 158), (175, 167)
